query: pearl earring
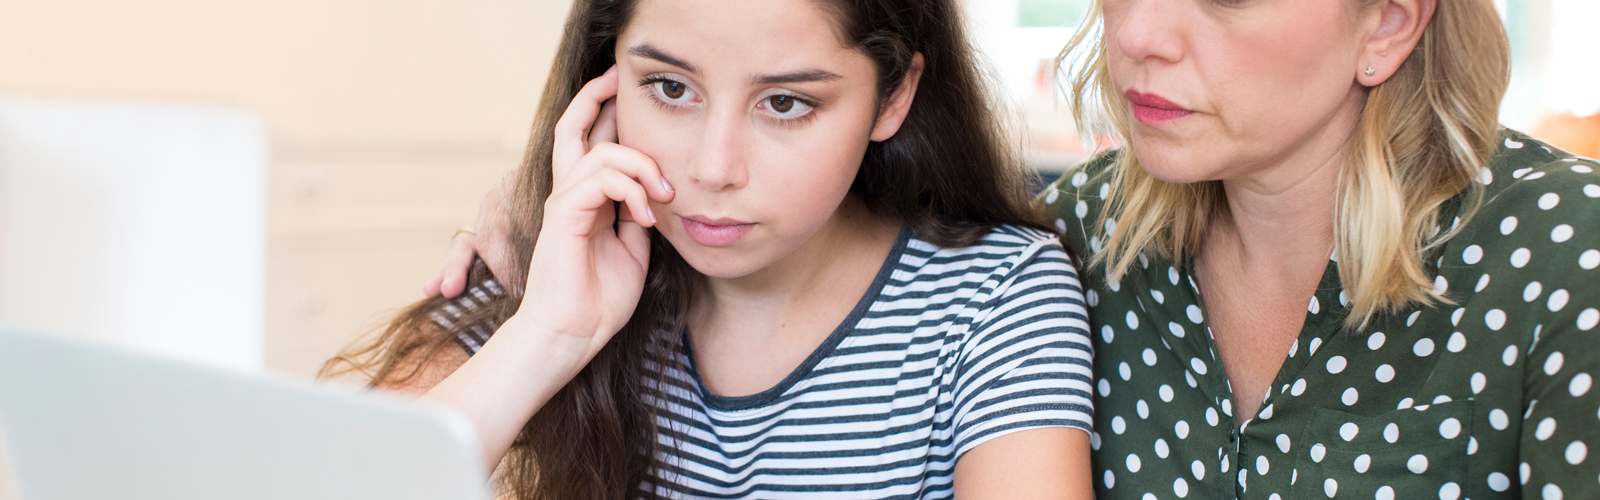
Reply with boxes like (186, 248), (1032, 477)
(1365, 66), (1376, 77)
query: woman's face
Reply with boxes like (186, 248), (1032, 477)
(1104, 0), (1372, 184)
(614, 0), (893, 279)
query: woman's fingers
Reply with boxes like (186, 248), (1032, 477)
(437, 232), (479, 297)
(590, 98), (619, 145)
(561, 143), (674, 203)
(552, 66), (620, 178)
(548, 167), (658, 236)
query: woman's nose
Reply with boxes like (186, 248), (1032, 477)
(687, 109), (750, 192)
(1111, 0), (1185, 65)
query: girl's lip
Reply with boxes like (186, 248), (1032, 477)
(1125, 89), (1193, 125)
(680, 215), (755, 247)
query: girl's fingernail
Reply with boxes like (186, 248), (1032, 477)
(647, 207), (657, 223)
(605, 66), (618, 76)
(661, 177), (674, 193)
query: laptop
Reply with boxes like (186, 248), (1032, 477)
(0, 327), (490, 500)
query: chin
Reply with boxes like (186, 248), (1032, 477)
(1130, 137), (1219, 185)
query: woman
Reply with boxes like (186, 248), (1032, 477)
(333, 0), (1095, 498)
(440, 0), (1599, 498)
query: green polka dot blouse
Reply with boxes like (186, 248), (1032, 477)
(1041, 130), (1600, 500)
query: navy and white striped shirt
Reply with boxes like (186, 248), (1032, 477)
(444, 225), (1094, 499)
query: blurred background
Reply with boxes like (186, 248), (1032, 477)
(0, 0), (1596, 377)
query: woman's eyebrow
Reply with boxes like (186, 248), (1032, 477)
(754, 69), (842, 85)
(628, 43), (698, 73)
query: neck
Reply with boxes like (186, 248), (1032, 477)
(689, 196), (901, 340)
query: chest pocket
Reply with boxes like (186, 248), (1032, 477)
(1290, 400), (1473, 500)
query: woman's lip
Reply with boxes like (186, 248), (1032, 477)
(681, 216), (754, 247)
(1125, 89), (1193, 124)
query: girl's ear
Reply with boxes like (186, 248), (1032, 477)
(1357, 0), (1435, 86)
(870, 53), (925, 142)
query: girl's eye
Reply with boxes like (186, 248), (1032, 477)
(661, 81), (686, 100)
(763, 95), (813, 119)
(650, 79), (694, 104)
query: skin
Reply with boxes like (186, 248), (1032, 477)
(1103, 0), (1436, 420)
(413, 0), (1091, 497)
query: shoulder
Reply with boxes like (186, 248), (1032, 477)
(906, 225), (1080, 284)
(1449, 129), (1600, 254)
(1038, 150), (1123, 259)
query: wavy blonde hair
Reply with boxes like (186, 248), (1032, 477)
(1059, 0), (1510, 328)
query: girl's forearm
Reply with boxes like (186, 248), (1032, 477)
(421, 314), (594, 472)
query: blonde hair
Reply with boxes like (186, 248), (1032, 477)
(1059, 0), (1510, 328)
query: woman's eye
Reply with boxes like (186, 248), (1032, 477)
(651, 80), (693, 104)
(764, 95), (813, 119)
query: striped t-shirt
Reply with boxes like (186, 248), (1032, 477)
(444, 225), (1094, 499)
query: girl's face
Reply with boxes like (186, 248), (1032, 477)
(615, 0), (900, 279)
(1104, 0), (1371, 184)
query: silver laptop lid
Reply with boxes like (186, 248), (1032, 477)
(0, 328), (489, 500)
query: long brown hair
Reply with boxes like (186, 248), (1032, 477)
(322, 0), (1055, 498)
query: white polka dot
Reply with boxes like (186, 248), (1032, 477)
(1292, 379), (1307, 396)
(1415, 338), (1436, 356)
(1440, 418), (1462, 439)
(1126, 311), (1140, 330)
(1539, 192), (1561, 210)
(1376, 485), (1395, 500)
(1504, 345), (1519, 366)
(1451, 308), (1465, 326)
(1507, 137), (1525, 149)
(1159, 384), (1175, 402)
(1476, 274), (1491, 291)
(1354, 453), (1371, 473)
(1472, 372), (1487, 394)
(1176, 420), (1190, 439)
(1469, 436), (1479, 454)
(1143, 348), (1158, 366)
(1308, 295), (1321, 314)
(1447, 333), (1467, 352)
(1098, 183), (1109, 199)
(1169, 267), (1180, 285)
(1486, 309), (1508, 330)
(1112, 416), (1127, 434)
(1311, 443), (1327, 462)
(1256, 455), (1270, 475)
(1174, 477), (1189, 498)
(1576, 165), (1596, 173)
(1327, 356), (1347, 374)
(1191, 460), (1205, 480)
(1119, 362), (1132, 380)
(1151, 290), (1164, 304)
(1221, 454), (1229, 473)
(1578, 308), (1599, 331)
(1324, 478), (1338, 498)
(1045, 189), (1060, 204)
(1376, 364), (1396, 383)
(1546, 352), (1566, 375)
(1075, 200), (1089, 218)
(1440, 482), (1461, 500)
(1126, 453), (1141, 472)
(1408, 311), (1422, 326)
(1169, 322), (1186, 338)
(1276, 433), (1291, 453)
(1572, 373), (1592, 396)
(1463, 245), (1484, 264)
(1511, 248), (1531, 268)
(1526, 171), (1547, 180)
(1490, 408), (1510, 430)
(1433, 276), (1449, 296)
(1310, 338), (1323, 356)
(1142, 493), (1154, 500)
(1156, 438), (1170, 458)
(1367, 332), (1386, 350)
(1398, 397), (1415, 410)
(1522, 462), (1532, 485)
(1104, 469), (1115, 488)
(1222, 399), (1232, 416)
(1191, 358), (1209, 375)
(1185, 370), (1197, 388)
(1502, 216), (1519, 235)
(1206, 407), (1219, 426)
(1260, 404), (1274, 419)
(1479, 168), (1495, 185)
(1385, 422), (1400, 443)
(1435, 395), (1453, 405)
(1137, 400), (1150, 419)
(1340, 422), (1360, 441)
(1408, 454), (1429, 473)
(1587, 183), (1600, 197)
(1544, 483), (1563, 500)
(1525, 282), (1545, 302)
(1536, 417), (1558, 440)
(1342, 387), (1360, 406)
(1339, 290), (1350, 306)
(1568, 441), (1588, 464)
(1187, 305), (1204, 324)
(1553, 224), (1574, 243)
(1582, 250), (1600, 269)
(1071, 171), (1087, 187)
(1549, 289), (1570, 312)
(1488, 472), (1511, 491)
(1098, 379), (1111, 396)
(1101, 325), (1115, 343)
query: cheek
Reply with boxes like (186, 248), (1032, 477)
(1198, 13), (1359, 136)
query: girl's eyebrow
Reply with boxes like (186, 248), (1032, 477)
(629, 42), (843, 86)
(628, 43), (698, 73)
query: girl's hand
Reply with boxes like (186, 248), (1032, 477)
(504, 65), (674, 373)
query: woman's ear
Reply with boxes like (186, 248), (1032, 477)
(870, 53), (926, 142)
(1357, 0), (1436, 86)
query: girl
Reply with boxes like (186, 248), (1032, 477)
(328, 0), (1095, 498)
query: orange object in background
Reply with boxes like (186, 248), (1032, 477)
(1533, 112), (1600, 159)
